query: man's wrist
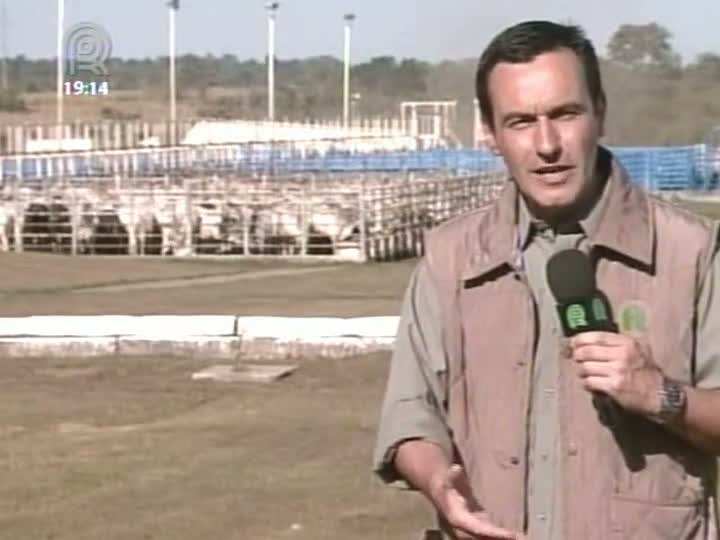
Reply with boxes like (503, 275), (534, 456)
(649, 376), (688, 425)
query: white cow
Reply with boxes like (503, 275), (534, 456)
(0, 202), (16, 252)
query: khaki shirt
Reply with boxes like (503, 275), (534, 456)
(373, 186), (720, 539)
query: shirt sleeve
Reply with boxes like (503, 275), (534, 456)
(372, 258), (452, 486)
(695, 240), (720, 390)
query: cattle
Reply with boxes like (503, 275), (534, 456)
(21, 201), (72, 254)
(0, 203), (16, 252)
(89, 209), (129, 255)
(0, 169), (505, 260)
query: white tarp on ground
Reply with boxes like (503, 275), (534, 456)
(0, 316), (401, 359)
(0, 315), (237, 337)
(0, 316), (400, 340)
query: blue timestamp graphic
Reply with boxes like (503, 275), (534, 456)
(64, 80), (110, 96)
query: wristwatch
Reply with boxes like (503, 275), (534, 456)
(652, 377), (687, 424)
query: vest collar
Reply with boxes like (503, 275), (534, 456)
(461, 147), (654, 282)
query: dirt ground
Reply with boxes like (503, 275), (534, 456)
(0, 201), (718, 540)
(0, 353), (434, 540)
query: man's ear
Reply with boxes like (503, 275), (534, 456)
(482, 122), (500, 155)
(595, 97), (607, 139)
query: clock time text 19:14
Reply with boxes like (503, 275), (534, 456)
(64, 81), (110, 96)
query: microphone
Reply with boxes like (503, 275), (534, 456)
(546, 249), (618, 336)
(546, 248), (620, 427)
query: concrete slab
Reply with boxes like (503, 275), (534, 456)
(191, 363), (298, 383)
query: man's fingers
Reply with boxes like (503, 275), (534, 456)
(444, 466), (523, 539)
(455, 511), (520, 539)
(577, 360), (613, 378)
(583, 375), (614, 394)
(571, 331), (623, 348)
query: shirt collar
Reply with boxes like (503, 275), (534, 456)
(516, 150), (612, 249)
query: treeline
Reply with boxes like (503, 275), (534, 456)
(0, 22), (719, 146)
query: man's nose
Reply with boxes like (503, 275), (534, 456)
(534, 117), (561, 161)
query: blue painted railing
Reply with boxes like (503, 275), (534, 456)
(0, 144), (718, 191)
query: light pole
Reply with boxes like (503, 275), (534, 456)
(56, 0), (64, 138)
(167, 0), (179, 145)
(1, 0), (8, 90)
(343, 13), (355, 129)
(266, 2), (279, 122)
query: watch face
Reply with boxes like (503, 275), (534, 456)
(660, 379), (686, 420)
(668, 384), (682, 406)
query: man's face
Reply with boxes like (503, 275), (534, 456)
(483, 48), (605, 219)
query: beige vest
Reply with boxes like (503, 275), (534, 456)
(424, 156), (719, 539)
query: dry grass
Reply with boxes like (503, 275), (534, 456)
(0, 354), (434, 540)
(0, 254), (415, 316)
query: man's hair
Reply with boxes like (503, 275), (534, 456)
(475, 20), (606, 131)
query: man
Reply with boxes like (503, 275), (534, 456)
(373, 20), (720, 540)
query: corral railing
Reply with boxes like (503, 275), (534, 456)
(0, 171), (506, 261)
(0, 143), (717, 191)
(0, 118), (410, 155)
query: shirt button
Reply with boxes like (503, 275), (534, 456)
(538, 514), (547, 522)
(510, 456), (520, 465)
(541, 453), (549, 462)
(568, 443), (579, 457)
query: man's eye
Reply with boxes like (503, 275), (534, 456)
(509, 119), (533, 128)
(557, 111), (580, 120)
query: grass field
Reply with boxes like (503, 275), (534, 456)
(1, 201), (718, 540)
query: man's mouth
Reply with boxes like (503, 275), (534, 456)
(533, 165), (574, 174)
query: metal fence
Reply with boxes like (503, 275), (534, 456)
(0, 120), (197, 155)
(0, 143), (717, 191)
(0, 170), (506, 261)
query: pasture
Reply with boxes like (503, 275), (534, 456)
(0, 200), (718, 540)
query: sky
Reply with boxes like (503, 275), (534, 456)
(3, 0), (720, 64)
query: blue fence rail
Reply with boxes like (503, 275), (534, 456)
(0, 144), (717, 191)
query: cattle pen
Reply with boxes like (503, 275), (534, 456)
(0, 140), (507, 262)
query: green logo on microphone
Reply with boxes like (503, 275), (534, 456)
(566, 304), (588, 329)
(592, 298), (609, 322)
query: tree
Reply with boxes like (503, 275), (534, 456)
(607, 23), (678, 69)
(686, 53), (720, 82)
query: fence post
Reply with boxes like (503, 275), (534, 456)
(12, 179), (22, 253)
(69, 191), (78, 256)
(359, 177), (367, 262)
(185, 182), (193, 255)
(300, 184), (308, 257)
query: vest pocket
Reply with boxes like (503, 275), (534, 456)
(608, 496), (706, 540)
(615, 450), (706, 504)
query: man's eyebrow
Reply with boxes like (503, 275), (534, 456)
(500, 102), (588, 125)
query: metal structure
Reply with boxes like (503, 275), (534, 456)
(473, 98), (492, 149)
(400, 101), (459, 148)
(56, 0), (65, 136)
(343, 14), (356, 129)
(266, 2), (279, 122)
(168, 0), (180, 145)
(1, 0), (8, 90)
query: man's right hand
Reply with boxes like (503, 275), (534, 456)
(428, 464), (525, 540)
